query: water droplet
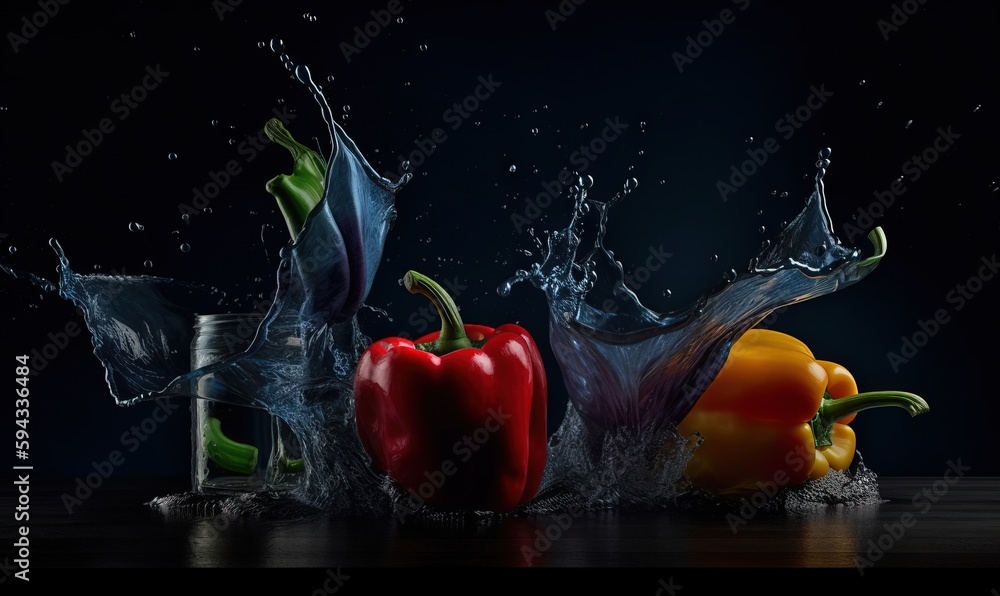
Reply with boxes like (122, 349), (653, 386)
(342, 104), (351, 112)
(128, 222), (144, 232)
(816, 158), (831, 168)
(228, 139), (236, 145)
(211, 119), (219, 126)
(402, 160), (410, 171)
(973, 105), (981, 113)
(583, 175), (594, 188)
(624, 178), (638, 192)
(745, 136), (754, 144)
(780, 220), (788, 228)
(758, 225), (766, 233)
(270, 37), (284, 53)
(144, 260), (153, 268)
(770, 190), (777, 196)
(710, 254), (719, 262)
(397, 17), (404, 23)
(419, 44), (428, 51)
(167, 152), (178, 160)
(294, 64), (313, 85)
(193, 46), (201, 52)
(638, 150), (644, 156)
(905, 119), (913, 129)
(326, 75), (335, 82)
(989, 181), (998, 193)
(531, 127), (539, 135)
(257, 41), (265, 49)
(780, 191), (788, 198)
(180, 243), (191, 253)
(509, 165), (517, 173)
(760, 239), (771, 250)
(819, 147), (832, 159)
(204, 207), (213, 214)
(639, 121), (646, 128)
(93, 264), (101, 270)
(757, 209), (764, 215)
(724, 269), (737, 282)
(662, 289), (672, 298)
(876, 101), (884, 109)
(8, 246), (16, 254)
(181, 213), (190, 222)
(858, 79), (866, 86)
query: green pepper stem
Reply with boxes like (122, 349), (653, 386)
(857, 226), (887, 268)
(404, 270), (472, 355)
(811, 391), (930, 447)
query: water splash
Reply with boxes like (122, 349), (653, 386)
(501, 150), (886, 506)
(46, 53), (405, 514)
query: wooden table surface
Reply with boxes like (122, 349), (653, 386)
(4, 476), (998, 591)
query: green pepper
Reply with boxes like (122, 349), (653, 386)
(203, 416), (258, 475)
(264, 118), (327, 241)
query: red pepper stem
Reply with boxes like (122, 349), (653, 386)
(811, 391), (929, 447)
(404, 270), (472, 355)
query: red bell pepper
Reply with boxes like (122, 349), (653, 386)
(354, 271), (547, 513)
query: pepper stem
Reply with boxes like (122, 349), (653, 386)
(811, 391), (929, 447)
(404, 270), (473, 355)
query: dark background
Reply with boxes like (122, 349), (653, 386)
(0, 0), (996, 489)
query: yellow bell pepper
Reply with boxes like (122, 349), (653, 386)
(677, 329), (929, 495)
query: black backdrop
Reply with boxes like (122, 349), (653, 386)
(1, 0), (997, 488)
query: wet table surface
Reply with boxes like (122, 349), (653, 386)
(3, 476), (999, 590)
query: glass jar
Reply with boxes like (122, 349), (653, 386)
(190, 313), (304, 493)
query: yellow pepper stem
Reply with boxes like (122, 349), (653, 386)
(811, 391), (930, 447)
